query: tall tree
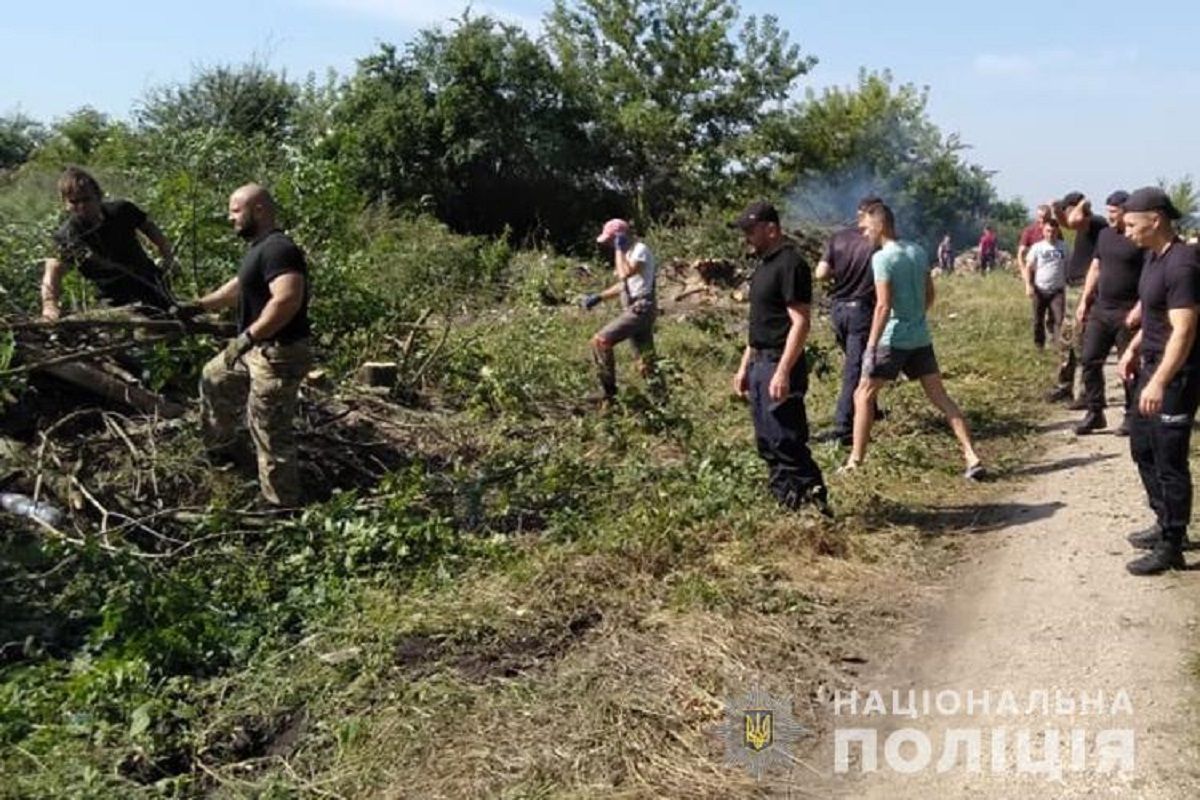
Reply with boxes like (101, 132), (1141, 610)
(546, 0), (815, 218)
(137, 62), (300, 140)
(331, 15), (613, 245)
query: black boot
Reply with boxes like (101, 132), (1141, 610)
(1127, 523), (1162, 550)
(1115, 414), (1132, 437)
(1128, 523), (1194, 551)
(1044, 385), (1071, 403)
(1126, 528), (1186, 575)
(1073, 410), (1106, 435)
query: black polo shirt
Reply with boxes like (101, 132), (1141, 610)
(237, 230), (311, 344)
(749, 240), (812, 350)
(52, 200), (171, 309)
(1094, 226), (1145, 309)
(823, 226), (878, 303)
(1138, 240), (1200, 364)
(1067, 215), (1107, 286)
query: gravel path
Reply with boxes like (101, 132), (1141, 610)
(810, 381), (1200, 798)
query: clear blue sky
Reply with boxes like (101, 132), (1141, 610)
(5, 0), (1199, 207)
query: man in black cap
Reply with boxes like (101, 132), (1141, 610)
(813, 196), (883, 446)
(1048, 192), (1108, 404)
(1073, 190), (1145, 435)
(1116, 186), (1199, 575)
(730, 201), (828, 513)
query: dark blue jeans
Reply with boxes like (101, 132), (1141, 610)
(831, 300), (874, 435)
(1130, 362), (1200, 535)
(749, 355), (827, 509)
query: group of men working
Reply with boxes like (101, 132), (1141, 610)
(41, 167), (310, 508)
(39, 168), (1200, 576)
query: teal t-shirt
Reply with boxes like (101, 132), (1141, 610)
(872, 240), (932, 349)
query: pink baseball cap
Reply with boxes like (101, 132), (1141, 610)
(596, 218), (630, 244)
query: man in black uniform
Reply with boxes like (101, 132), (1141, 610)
(814, 196), (882, 446)
(1074, 191), (1144, 435)
(1116, 187), (1199, 575)
(42, 166), (176, 319)
(186, 184), (312, 508)
(1048, 191), (1108, 404)
(730, 201), (828, 513)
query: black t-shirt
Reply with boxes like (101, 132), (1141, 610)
(52, 199), (170, 309)
(823, 226), (878, 302)
(1067, 215), (1107, 286)
(749, 241), (813, 350)
(237, 230), (311, 344)
(1138, 240), (1200, 362)
(1094, 227), (1145, 309)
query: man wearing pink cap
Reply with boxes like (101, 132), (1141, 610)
(581, 218), (658, 404)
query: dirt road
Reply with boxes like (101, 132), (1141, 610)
(811, 387), (1200, 798)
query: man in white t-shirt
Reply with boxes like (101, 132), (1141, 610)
(1023, 220), (1070, 351)
(581, 218), (658, 404)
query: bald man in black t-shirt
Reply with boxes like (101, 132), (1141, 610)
(186, 184), (312, 508)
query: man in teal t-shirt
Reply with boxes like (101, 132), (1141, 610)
(873, 240), (934, 351)
(840, 202), (985, 480)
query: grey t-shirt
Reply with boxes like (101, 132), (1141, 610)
(1027, 239), (1069, 292)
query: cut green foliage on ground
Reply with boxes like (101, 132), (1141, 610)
(1, 270), (1060, 798)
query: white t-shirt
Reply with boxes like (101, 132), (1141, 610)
(622, 241), (656, 301)
(1027, 239), (1069, 292)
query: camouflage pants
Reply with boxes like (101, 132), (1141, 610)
(200, 339), (311, 506)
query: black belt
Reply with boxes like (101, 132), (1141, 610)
(831, 298), (867, 307)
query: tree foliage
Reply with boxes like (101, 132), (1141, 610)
(331, 16), (615, 247)
(137, 62), (300, 139)
(766, 71), (1016, 248)
(547, 0), (816, 217)
(0, 114), (45, 170)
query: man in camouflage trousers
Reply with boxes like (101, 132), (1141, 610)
(179, 184), (312, 507)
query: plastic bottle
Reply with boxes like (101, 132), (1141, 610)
(0, 493), (65, 527)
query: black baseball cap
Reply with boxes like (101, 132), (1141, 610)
(1061, 191), (1085, 208)
(1123, 186), (1182, 220)
(1105, 190), (1130, 208)
(730, 201), (781, 229)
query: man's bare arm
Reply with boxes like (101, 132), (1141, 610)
(246, 273), (305, 342)
(40, 258), (67, 319)
(198, 277), (240, 311)
(138, 218), (175, 265)
(1151, 307), (1198, 390)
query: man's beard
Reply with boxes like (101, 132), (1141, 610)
(236, 220), (260, 240)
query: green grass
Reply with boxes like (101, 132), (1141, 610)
(0, 268), (1059, 798)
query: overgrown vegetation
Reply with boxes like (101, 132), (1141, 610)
(1, 0), (1069, 795)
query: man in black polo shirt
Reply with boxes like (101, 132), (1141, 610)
(41, 166), (176, 319)
(814, 196), (882, 446)
(1048, 191), (1108, 404)
(730, 201), (828, 513)
(1115, 187), (1199, 575)
(187, 184), (312, 508)
(1074, 190), (1144, 435)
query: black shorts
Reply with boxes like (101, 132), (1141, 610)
(866, 344), (939, 381)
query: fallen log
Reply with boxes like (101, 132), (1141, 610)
(2, 317), (236, 338)
(20, 343), (185, 418)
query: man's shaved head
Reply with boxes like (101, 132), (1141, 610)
(228, 183), (277, 240)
